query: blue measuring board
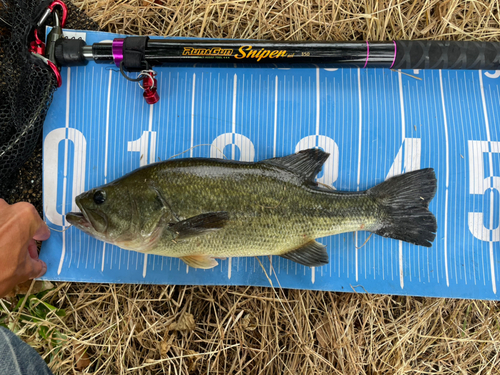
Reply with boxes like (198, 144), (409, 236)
(40, 30), (500, 300)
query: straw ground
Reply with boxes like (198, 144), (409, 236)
(2, 1), (500, 374)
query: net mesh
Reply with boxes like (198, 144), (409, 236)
(0, 0), (99, 199)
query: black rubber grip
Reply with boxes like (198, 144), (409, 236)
(393, 41), (500, 70)
(55, 38), (88, 66)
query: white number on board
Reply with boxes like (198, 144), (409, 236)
(43, 128), (87, 226)
(127, 131), (157, 166)
(386, 138), (421, 178)
(468, 140), (500, 242)
(485, 71), (500, 79)
(211, 133), (255, 161)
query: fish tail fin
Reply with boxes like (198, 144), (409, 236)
(368, 168), (437, 247)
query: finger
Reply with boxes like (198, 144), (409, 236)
(28, 239), (39, 259)
(15, 202), (50, 241)
(28, 259), (47, 280)
(33, 220), (50, 241)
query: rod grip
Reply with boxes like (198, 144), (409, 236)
(55, 38), (88, 66)
(393, 41), (500, 70)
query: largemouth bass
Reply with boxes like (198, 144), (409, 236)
(66, 149), (437, 269)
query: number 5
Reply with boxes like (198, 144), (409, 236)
(468, 140), (500, 242)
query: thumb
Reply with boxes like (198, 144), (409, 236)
(28, 258), (48, 280)
(33, 220), (51, 242)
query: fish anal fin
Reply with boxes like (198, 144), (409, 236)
(280, 240), (329, 267)
(262, 148), (330, 183)
(181, 255), (219, 269)
(171, 211), (229, 240)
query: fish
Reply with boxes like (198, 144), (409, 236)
(66, 148), (437, 269)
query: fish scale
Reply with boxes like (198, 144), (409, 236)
(151, 164), (372, 257)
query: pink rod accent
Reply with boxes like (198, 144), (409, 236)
(363, 40), (370, 68)
(390, 40), (397, 68)
(112, 38), (125, 68)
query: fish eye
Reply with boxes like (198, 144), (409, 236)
(93, 190), (106, 205)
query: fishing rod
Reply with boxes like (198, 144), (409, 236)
(50, 36), (500, 105)
(32, 1), (500, 105)
(54, 37), (500, 72)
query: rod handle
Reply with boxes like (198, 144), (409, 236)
(393, 41), (500, 70)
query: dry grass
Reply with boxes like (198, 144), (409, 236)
(2, 0), (500, 374)
(3, 283), (500, 374)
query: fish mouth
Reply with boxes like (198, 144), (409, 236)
(66, 196), (95, 229)
(66, 211), (93, 229)
(66, 194), (109, 234)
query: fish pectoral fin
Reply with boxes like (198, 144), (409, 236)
(280, 240), (329, 267)
(180, 255), (219, 269)
(170, 211), (229, 240)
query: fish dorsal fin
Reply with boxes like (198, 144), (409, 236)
(262, 148), (330, 182)
(170, 211), (229, 241)
(280, 240), (329, 267)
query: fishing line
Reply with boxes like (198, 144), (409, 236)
(355, 232), (373, 249)
(389, 69), (422, 80)
(45, 225), (71, 233)
(43, 208), (71, 232)
(317, 182), (335, 190)
(104, 66), (120, 73)
(168, 144), (227, 160)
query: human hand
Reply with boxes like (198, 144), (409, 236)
(0, 199), (50, 298)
